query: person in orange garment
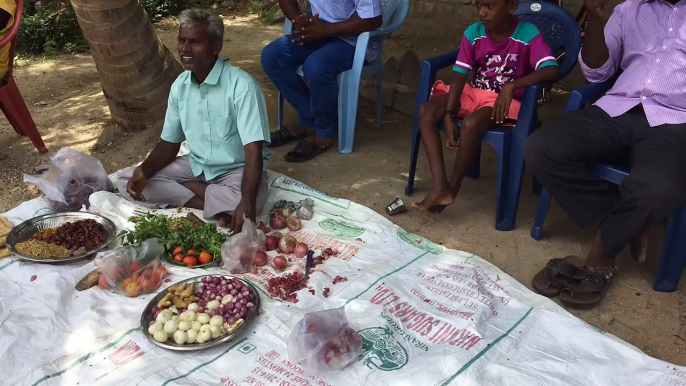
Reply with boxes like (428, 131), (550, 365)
(0, 0), (16, 80)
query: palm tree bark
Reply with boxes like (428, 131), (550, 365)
(71, 0), (182, 131)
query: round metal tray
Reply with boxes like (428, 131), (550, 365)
(140, 274), (261, 351)
(6, 212), (117, 263)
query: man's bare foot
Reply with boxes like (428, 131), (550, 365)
(219, 213), (232, 228)
(630, 231), (649, 263)
(411, 188), (456, 212)
(585, 230), (618, 280)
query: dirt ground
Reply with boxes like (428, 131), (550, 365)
(2, 11), (685, 366)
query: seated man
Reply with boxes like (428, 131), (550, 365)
(0, 0), (16, 79)
(118, 9), (272, 233)
(261, 0), (382, 162)
(525, 0), (686, 295)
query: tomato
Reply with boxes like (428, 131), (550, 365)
(182, 256), (198, 267)
(186, 249), (197, 255)
(173, 253), (184, 262)
(120, 277), (135, 290)
(198, 251), (212, 264)
(129, 262), (143, 274)
(97, 275), (110, 290)
(172, 246), (183, 255)
(125, 282), (141, 297)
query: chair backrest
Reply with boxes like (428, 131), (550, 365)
(0, 0), (23, 80)
(380, 0), (401, 28)
(515, 1), (581, 80)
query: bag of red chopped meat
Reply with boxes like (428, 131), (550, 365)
(23, 148), (113, 212)
(287, 307), (363, 373)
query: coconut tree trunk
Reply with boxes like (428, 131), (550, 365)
(71, 0), (182, 131)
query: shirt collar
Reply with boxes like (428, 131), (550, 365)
(186, 57), (224, 86)
(641, 0), (680, 5)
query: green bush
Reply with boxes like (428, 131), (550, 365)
(143, 0), (216, 22)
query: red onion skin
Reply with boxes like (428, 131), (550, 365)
(270, 214), (287, 230)
(273, 256), (288, 270)
(293, 243), (308, 258)
(253, 251), (269, 266)
(265, 236), (279, 251)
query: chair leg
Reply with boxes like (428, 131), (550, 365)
(405, 122), (422, 196)
(277, 91), (284, 130)
(491, 134), (514, 231)
(653, 204), (686, 292)
(466, 147), (482, 179)
(1, 77), (48, 154)
(337, 71), (357, 154)
(533, 176), (542, 196)
(375, 72), (383, 131)
(531, 188), (553, 240)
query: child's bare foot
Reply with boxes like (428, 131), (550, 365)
(630, 231), (649, 263)
(412, 189), (456, 212)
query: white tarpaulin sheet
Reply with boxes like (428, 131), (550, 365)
(1, 170), (685, 386)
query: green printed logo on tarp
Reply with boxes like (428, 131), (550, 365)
(319, 218), (365, 238)
(358, 327), (409, 371)
(397, 231), (442, 254)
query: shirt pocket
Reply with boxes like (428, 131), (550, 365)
(211, 113), (238, 142)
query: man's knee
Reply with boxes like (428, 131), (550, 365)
(117, 169), (133, 196)
(260, 37), (288, 71)
(460, 113), (491, 138)
(301, 59), (333, 84)
(418, 102), (437, 127)
(524, 124), (563, 172)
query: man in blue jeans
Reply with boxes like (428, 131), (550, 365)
(261, 0), (382, 162)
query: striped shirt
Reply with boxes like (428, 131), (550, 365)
(296, 0), (382, 61)
(579, 0), (686, 127)
(453, 18), (558, 100)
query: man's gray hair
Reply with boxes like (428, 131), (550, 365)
(178, 9), (224, 42)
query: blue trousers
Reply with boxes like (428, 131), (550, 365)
(261, 36), (356, 139)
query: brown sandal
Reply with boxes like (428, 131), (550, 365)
(559, 268), (610, 309)
(531, 256), (585, 297)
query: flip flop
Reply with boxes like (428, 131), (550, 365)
(559, 268), (610, 309)
(269, 127), (307, 148)
(531, 255), (585, 297)
(284, 139), (329, 163)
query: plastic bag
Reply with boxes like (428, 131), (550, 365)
(23, 148), (113, 212)
(220, 215), (265, 274)
(94, 238), (167, 297)
(288, 307), (363, 373)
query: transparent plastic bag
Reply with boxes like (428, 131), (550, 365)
(23, 148), (112, 212)
(220, 215), (265, 274)
(94, 238), (167, 297)
(288, 307), (363, 374)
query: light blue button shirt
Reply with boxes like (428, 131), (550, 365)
(302, 0), (382, 61)
(161, 58), (272, 181)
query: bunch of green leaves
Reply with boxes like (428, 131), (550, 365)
(17, 0), (88, 56)
(118, 213), (227, 259)
(141, 0), (216, 22)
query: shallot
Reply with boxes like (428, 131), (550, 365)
(279, 234), (297, 254)
(273, 255), (288, 270)
(287, 216), (302, 231)
(293, 242), (309, 258)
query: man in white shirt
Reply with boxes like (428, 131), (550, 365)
(261, 0), (382, 162)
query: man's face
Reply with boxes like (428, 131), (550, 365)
(476, 0), (517, 30)
(177, 26), (222, 73)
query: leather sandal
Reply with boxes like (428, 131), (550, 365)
(269, 127), (307, 148)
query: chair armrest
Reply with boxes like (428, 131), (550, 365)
(0, 0), (22, 48)
(565, 80), (615, 112)
(413, 49), (461, 121)
(284, 18), (293, 35)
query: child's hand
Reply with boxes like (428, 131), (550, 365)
(444, 116), (459, 150)
(492, 83), (515, 125)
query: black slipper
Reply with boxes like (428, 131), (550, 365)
(269, 127), (307, 148)
(559, 268), (611, 309)
(284, 139), (329, 163)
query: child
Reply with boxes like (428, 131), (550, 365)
(412, 0), (559, 213)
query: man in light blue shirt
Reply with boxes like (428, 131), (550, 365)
(261, 0), (382, 162)
(118, 9), (271, 233)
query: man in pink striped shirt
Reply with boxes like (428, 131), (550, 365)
(526, 0), (686, 298)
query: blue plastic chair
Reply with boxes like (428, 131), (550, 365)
(276, 0), (410, 154)
(530, 80), (686, 293)
(405, 2), (581, 231)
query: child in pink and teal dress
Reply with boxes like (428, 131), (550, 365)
(412, 0), (559, 213)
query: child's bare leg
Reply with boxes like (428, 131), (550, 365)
(412, 95), (457, 212)
(448, 108), (497, 191)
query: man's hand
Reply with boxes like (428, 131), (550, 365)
(126, 167), (148, 202)
(492, 83), (515, 124)
(444, 111), (460, 150)
(584, 0), (610, 19)
(289, 14), (330, 44)
(229, 199), (256, 236)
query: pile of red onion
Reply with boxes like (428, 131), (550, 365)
(196, 275), (256, 324)
(267, 270), (308, 303)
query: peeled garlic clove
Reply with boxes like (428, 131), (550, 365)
(191, 321), (202, 331)
(186, 329), (198, 344)
(210, 325), (221, 339)
(209, 315), (224, 327)
(164, 320), (178, 334)
(187, 303), (199, 312)
(153, 330), (168, 343)
(173, 330), (188, 345)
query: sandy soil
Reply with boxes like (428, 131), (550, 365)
(1, 11), (685, 366)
